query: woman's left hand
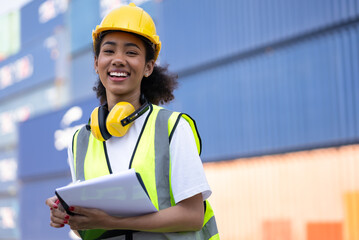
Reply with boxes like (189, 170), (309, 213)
(66, 193), (204, 232)
(66, 206), (112, 230)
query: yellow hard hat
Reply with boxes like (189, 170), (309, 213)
(92, 3), (161, 61)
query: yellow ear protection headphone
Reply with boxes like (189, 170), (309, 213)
(89, 97), (150, 141)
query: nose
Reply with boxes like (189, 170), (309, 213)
(111, 53), (126, 66)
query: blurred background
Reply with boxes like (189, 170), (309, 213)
(0, 0), (358, 239)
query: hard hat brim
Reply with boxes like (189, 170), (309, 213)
(92, 27), (161, 61)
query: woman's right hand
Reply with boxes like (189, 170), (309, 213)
(45, 195), (69, 228)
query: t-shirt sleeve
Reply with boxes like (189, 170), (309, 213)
(170, 117), (212, 204)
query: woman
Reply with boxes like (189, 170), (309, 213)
(46, 3), (219, 240)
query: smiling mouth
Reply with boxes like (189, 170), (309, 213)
(108, 72), (129, 77)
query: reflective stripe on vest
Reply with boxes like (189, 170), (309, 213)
(73, 127), (89, 181)
(154, 108), (172, 210)
(72, 105), (219, 240)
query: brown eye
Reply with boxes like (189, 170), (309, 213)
(127, 51), (138, 55)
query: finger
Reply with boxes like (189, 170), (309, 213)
(50, 222), (65, 228)
(50, 216), (67, 226)
(68, 206), (90, 216)
(45, 196), (58, 208)
(51, 202), (65, 213)
(57, 202), (65, 212)
(52, 208), (70, 220)
(70, 206), (107, 217)
(51, 210), (70, 226)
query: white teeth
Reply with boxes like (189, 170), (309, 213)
(109, 72), (128, 77)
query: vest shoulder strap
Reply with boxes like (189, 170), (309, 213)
(72, 125), (91, 181)
(168, 112), (202, 155)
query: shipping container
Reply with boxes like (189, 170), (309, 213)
(204, 144), (359, 240)
(159, 0), (359, 73)
(0, 28), (69, 103)
(70, 50), (98, 102)
(168, 22), (359, 161)
(19, 176), (72, 240)
(69, 0), (100, 54)
(17, 98), (98, 240)
(18, 98), (97, 180)
(0, 82), (69, 148)
(21, 0), (68, 48)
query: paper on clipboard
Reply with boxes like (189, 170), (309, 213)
(55, 169), (158, 217)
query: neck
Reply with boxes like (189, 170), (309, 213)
(107, 93), (142, 111)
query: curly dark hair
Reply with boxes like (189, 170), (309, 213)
(92, 30), (178, 105)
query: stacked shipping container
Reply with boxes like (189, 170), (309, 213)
(205, 145), (359, 240)
(161, 0), (359, 160)
(156, 0), (359, 239)
(0, 0), (71, 239)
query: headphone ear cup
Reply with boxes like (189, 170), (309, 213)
(90, 107), (104, 141)
(90, 106), (111, 141)
(106, 102), (135, 137)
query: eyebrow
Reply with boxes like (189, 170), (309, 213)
(102, 41), (116, 47)
(125, 42), (141, 50)
(102, 41), (141, 50)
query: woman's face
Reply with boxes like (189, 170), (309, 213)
(94, 31), (154, 103)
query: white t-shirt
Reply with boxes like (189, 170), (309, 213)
(68, 109), (211, 204)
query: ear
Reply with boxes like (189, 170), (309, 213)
(144, 59), (155, 77)
(94, 56), (98, 74)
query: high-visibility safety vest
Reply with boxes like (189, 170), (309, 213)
(72, 104), (219, 240)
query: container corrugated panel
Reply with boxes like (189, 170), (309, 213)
(70, 49), (98, 102)
(354, 25), (359, 138)
(17, 97), (97, 180)
(20, 0), (68, 49)
(17, 99), (97, 239)
(204, 145), (359, 240)
(69, 0), (100, 54)
(159, 0), (359, 73)
(168, 22), (359, 161)
(0, 82), (70, 148)
(0, 36), (56, 101)
(19, 176), (71, 240)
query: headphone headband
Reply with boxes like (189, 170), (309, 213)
(121, 100), (150, 126)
